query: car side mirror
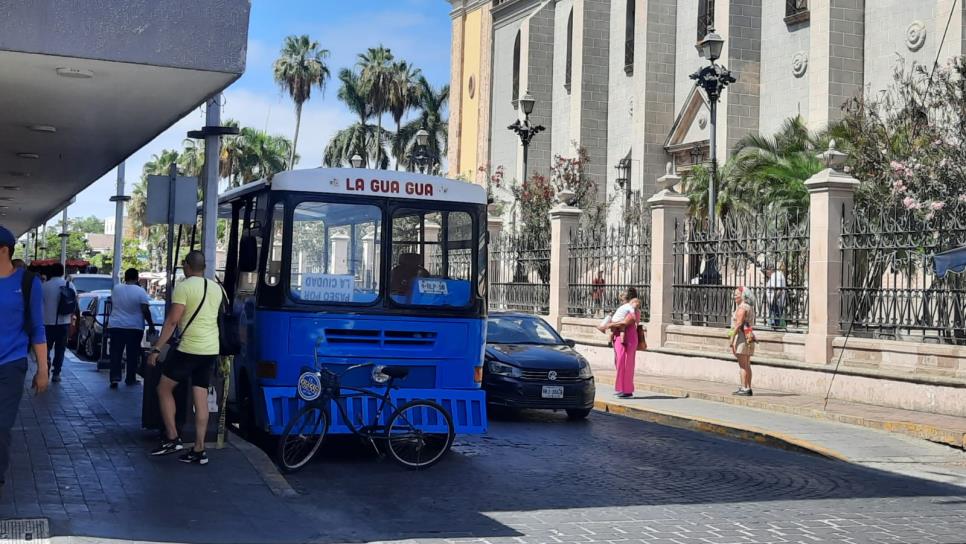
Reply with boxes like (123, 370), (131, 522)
(239, 234), (258, 272)
(564, 339), (576, 348)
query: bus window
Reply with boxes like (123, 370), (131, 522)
(264, 203), (284, 287)
(290, 201), (381, 304)
(390, 209), (474, 307)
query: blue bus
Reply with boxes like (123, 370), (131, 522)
(220, 168), (488, 438)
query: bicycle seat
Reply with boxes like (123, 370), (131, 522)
(380, 366), (409, 379)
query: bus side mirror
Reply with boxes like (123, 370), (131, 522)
(239, 234), (258, 272)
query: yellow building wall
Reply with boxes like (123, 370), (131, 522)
(457, 7), (482, 181)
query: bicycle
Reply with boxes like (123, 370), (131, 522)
(276, 357), (455, 473)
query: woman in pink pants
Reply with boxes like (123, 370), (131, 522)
(608, 287), (640, 398)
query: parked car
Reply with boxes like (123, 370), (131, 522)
(484, 312), (595, 419)
(67, 292), (98, 349)
(69, 274), (114, 294)
(140, 300), (165, 351)
(76, 290), (112, 360)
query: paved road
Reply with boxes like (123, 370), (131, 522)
(285, 409), (966, 544)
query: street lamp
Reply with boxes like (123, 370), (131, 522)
(690, 26), (735, 222)
(507, 91), (545, 183)
(414, 128), (431, 174)
(350, 154), (363, 169)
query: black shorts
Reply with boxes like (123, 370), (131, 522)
(162, 350), (217, 388)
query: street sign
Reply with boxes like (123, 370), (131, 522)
(146, 174), (198, 225)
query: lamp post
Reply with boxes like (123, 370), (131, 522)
(507, 91), (545, 184)
(689, 27), (735, 222)
(350, 154), (364, 168)
(414, 128), (431, 174)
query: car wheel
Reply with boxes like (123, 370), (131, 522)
(85, 334), (96, 360)
(566, 408), (592, 420)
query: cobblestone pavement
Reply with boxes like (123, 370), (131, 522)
(286, 409), (966, 544)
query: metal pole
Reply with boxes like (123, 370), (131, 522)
(60, 208), (68, 268)
(32, 228), (39, 261)
(521, 139), (529, 184)
(165, 163), (177, 308)
(112, 162), (126, 285)
(708, 97), (718, 222)
(202, 95), (221, 279)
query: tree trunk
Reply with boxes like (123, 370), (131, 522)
(291, 102), (303, 170)
(394, 120), (401, 170)
(376, 113), (383, 169)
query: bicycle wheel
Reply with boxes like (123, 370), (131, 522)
(276, 404), (328, 473)
(385, 399), (454, 469)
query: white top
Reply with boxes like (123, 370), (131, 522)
(766, 270), (787, 302)
(109, 283), (151, 330)
(223, 168), (488, 205)
(611, 303), (636, 324)
(41, 277), (75, 326)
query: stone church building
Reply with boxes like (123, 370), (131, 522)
(447, 0), (966, 221)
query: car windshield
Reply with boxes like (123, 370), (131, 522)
(487, 316), (561, 345)
(72, 277), (113, 293)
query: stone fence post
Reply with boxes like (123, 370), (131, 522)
(646, 165), (689, 349)
(548, 191), (581, 328)
(487, 212), (504, 286)
(804, 143), (858, 365)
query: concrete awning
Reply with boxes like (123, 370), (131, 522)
(0, 0), (251, 235)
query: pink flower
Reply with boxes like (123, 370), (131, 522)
(958, 194), (966, 202)
(930, 201), (945, 211)
(890, 160), (904, 172)
(925, 211), (936, 221)
(891, 180), (907, 194)
(902, 196), (920, 210)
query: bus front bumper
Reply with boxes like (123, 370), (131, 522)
(260, 387), (487, 436)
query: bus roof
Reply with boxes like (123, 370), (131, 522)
(219, 168), (487, 206)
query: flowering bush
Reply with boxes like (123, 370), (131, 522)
(842, 56), (966, 220)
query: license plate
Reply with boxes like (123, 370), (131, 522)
(541, 386), (564, 399)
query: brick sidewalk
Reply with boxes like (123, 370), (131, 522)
(588, 355), (966, 449)
(0, 353), (311, 542)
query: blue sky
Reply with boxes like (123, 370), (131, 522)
(61, 0), (452, 225)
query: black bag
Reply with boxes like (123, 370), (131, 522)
(217, 283), (241, 356)
(57, 280), (78, 316)
(20, 271), (36, 339)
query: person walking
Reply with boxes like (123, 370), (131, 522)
(108, 268), (155, 388)
(764, 264), (787, 328)
(0, 226), (47, 492)
(40, 262), (75, 383)
(730, 286), (756, 396)
(145, 251), (221, 465)
(605, 287), (640, 399)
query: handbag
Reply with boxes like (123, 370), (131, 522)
(636, 324), (647, 351)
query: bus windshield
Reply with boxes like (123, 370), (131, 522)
(390, 208), (474, 308)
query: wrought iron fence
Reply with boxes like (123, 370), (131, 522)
(786, 0), (808, 17)
(672, 211), (809, 331)
(567, 214), (651, 319)
(488, 231), (550, 313)
(840, 204), (966, 345)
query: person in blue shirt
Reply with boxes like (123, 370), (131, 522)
(0, 225), (47, 491)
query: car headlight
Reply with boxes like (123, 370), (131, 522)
(577, 357), (593, 379)
(486, 360), (522, 377)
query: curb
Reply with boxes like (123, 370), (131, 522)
(229, 435), (299, 498)
(593, 399), (848, 461)
(594, 375), (966, 450)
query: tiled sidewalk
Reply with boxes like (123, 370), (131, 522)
(0, 353), (310, 542)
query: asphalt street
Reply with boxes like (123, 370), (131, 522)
(283, 408), (966, 544)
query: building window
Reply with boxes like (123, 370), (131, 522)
(784, 0), (809, 24)
(565, 9), (573, 91)
(697, 0), (714, 42)
(512, 30), (521, 108)
(624, 0), (635, 74)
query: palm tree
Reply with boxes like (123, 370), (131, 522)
(128, 149), (180, 270)
(179, 139), (205, 177)
(273, 35), (330, 169)
(357, 46), (395, 169)
(323, 68), (389, 168)
(219, 119), (243, 188)
(234, 128), (295, 184)
(387, 60), (422, 169)
(399, 76), (449, 174)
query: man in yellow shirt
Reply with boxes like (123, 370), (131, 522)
(146, 251), (222, 465)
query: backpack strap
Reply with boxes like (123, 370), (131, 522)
(21, 270), (34, 338)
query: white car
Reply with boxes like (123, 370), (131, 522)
(70, 274), (114, 294)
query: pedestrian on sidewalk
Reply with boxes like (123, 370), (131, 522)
(40, 262), (75, 383)
(729, 286), (756, 396)
(0, 225), (48, 492)
(145, 251), (222, 465)
(604, 287), (640, 399)
(108, 267), (156, 388)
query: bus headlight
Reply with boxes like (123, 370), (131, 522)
(487, 360), (521, 378)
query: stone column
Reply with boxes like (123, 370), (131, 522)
(646, 164), (689, 349)
(547, 191), (582, 329)
(804, 143), (858, 365)
(487, 214), (504, 287)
